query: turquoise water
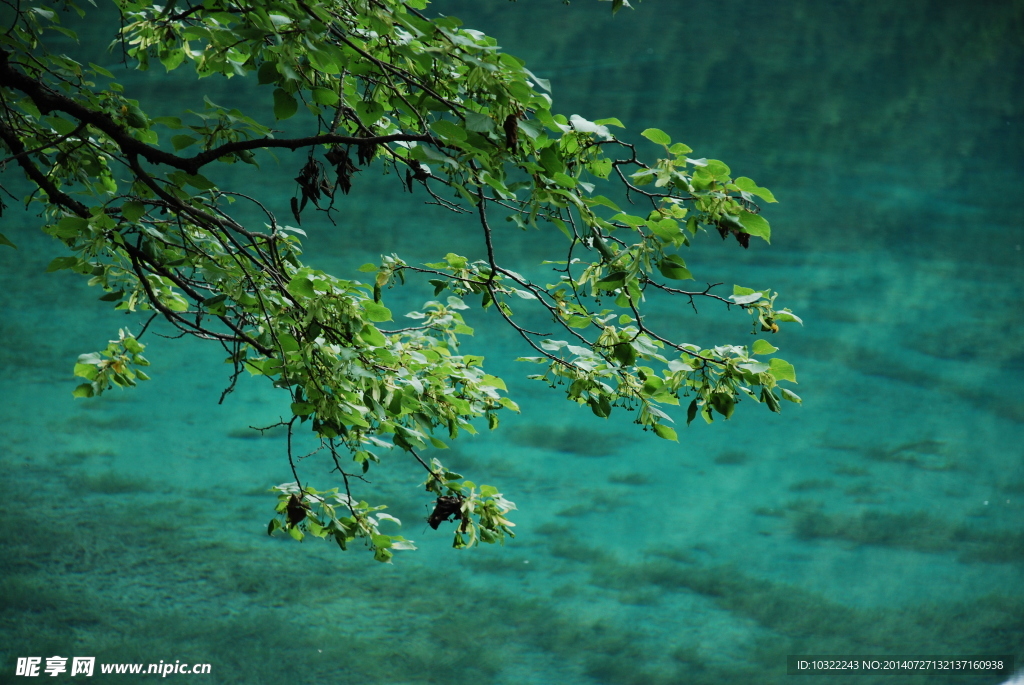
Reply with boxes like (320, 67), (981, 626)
(1, 1), (1022, 683)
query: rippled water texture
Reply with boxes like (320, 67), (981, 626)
(1, 1), (1022, 683)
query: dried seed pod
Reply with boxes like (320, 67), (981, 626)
(503, 112), (519, 150)
(427, 495), (463, 530)
(286, 494), (308, 526)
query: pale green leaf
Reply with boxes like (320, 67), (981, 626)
(641, 128), (671, 146)
(737, 210), (771, 243)
(363, 301), (392, 322)
(769, 358), (797, 384)
(653, 424), (678, 441)
(734, 176), (778, 203)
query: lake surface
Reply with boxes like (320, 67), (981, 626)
(1, 1), (1022, 683)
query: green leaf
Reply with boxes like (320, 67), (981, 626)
(463, 111), (494, 133)
(730, 291), (763, 305)
(72, 383), (95, 398)
(46, 256), (79, 272)
(291, 402), (316, 416)
(588, 395), (612, 418)
(121, 201), (146, 222)
(159, 48), (185, 72)
(612, 342), (635, 367)
(761, 387), (782, 413)
(359, 324), (387, 348)
(552, 172), (576, 188)
(74, 363), (98, 380)
(311, 88), (340, 105)
(596, 271), (627, 290)
(0, 233), (16, 249)
(278, 333), (300, 353)
(52, 216), (89, 239)
(88, 62), (114, 78)
(355, 100), (384, 126)
(780, 388), (802, 404)
(776, 310), (804, 325)
(162, 292), (189, 312)
(649, 219), (680, 241)
(498, 397), (520, 412)
(363, 301), (392, 322)
(652, 424), (678, 441)
(431, 119), (467, 142)
(185, 174), (216, 190)
(587, 158), (612, 179)
(48, 116), (79, 135)
(202, 294), (228, 314)
(704, 159), (731, 179)
(273, 88), (298, 120)
(733, 177), (777, 203)
(752, 339), (778, 355)
(257, 60), (279, 85)
(481, 374), (507, 391)
(610, 213), (646, 228)
(737, 210), (771, 243)
(769, 358), (797, 384)
(171, 135), (198, 151)
(610, 0), (633, 14)
(658, 255), (693, 281)
(539, 146), (564, 175)
(287, 275), (316, 299)
(98, 289), (125, 302)
(640, 128), (671, 146)
(710, 392), (736, 419)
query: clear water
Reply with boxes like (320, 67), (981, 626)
(2, 1), (1022, 683)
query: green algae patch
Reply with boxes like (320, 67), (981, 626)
(507, 423), (625, 457)
(793, 509), (1024, 563)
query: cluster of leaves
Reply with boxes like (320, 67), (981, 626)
(421, 457), (517, 548)
(266, 482), (417, 562)
(0, 0), (799, 561)
(71, 328), (151, 398)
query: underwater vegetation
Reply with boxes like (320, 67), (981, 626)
(607, 472), (652, 486)
(713, 450), (749, 465)
(9, 434), (1018, 685)
(862, 440), (958, 471)
(70, 470), (157, 495)
(554, 489), (627, 518)
(581, 553), (1024, 685)
(843, 481), (884, 500)
(824, 438), (960, 471)
(788, 478), (835, 492)
(506, 423), (624, 457)
(833, 464), (871, 477)
(793, 510), (1024, 563)
(794, 335), (1024, 425)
